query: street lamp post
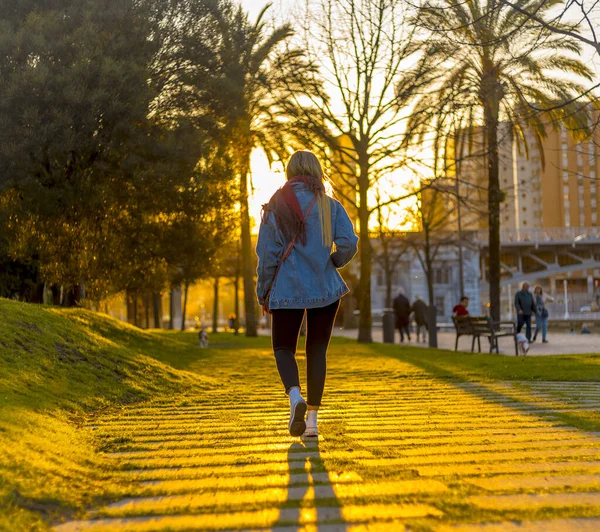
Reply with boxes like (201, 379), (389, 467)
(563, 279), (569, 319)
(455, 164), (465, 298)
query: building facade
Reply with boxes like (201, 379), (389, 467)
(456, 115), (600, 232)
(455, 115), (600, 316)
(368, 238), (481, 322)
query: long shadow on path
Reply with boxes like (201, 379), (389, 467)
(386, 348), (600, 435)
(276, 441), (349, 531)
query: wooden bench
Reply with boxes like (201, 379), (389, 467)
(452, 316), (518, 355)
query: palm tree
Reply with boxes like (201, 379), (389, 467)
(197, 2), (321, 337)
(407, 0), (595, 321)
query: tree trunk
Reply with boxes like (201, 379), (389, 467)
(456, 176), (465, 297)
(240, 157), (257, 337)
(145, 293), (150, 329)
(152, 292), (161, 328)
(481, 66), (504, 323)
(181, 281), (189, 332)
(133, 291), (139, 328)
(62, 285), (81, 307)
(357, 161), (372, 343)
(385, 266), (393, 309)
(425, 233), (438, 348)
(51, 285), (61, 306)
(169, 289), (174, 330)
(30, 283), (45, 304)
(234, 274), (240, 335)
(212, 276), (219, 334)
(484, 98), (502, 323)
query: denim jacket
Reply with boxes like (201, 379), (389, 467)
(256, 183), (359, 310)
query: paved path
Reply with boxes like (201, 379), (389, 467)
(55, 346), (600, 531)
(332, 329), (600, 355)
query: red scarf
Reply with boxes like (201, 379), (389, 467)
(263, 176), (324, 245)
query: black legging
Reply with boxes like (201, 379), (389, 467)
(271, 300), (340, 407)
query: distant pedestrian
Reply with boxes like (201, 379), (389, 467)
(514, 282), (537, 342)
(453, 296), (469, 317)
(393, 291), (411, 343)
(256, 150), (358, 438)
(411, 296), (428, 343)
(531, 285), (551, 344)
(227, 313), (236, 331)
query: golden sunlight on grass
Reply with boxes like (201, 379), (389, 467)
(4, 300), (600, 530)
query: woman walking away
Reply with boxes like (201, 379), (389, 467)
(256, 150), (358, 438)
(532, 285), (552, 343)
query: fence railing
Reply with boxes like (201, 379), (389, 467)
(477, 227), (600, 246)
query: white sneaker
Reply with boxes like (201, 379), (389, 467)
(288, 398), (307, 437)
(303, 410), (318, 438)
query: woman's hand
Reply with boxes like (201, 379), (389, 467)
(261, 291), (272, 315)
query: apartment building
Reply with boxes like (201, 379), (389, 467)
(453, 113), (600, 313)
(455, 113), (600, 231)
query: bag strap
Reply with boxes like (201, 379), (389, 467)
(264, 195), (319, 302)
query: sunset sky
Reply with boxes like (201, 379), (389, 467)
(241, 0), (600, 230)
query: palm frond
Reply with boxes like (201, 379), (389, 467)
(249, 24), (294, 76)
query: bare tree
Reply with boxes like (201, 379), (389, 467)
(284, 0), (426, 342)
(404, 181), (456, 348)
(373, 197), (409, 309)
(499, 0), (600, 57)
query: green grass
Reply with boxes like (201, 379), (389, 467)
(0, 299), (213, 531)
(376, 342), (600, 434)
(375, 342), (600, 382)
(1, 299), (600, 530)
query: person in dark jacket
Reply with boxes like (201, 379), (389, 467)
(411, 296), (428, 343)
(514, 282), (537, 342)
(393, 291), (411, 342)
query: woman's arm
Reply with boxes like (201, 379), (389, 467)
(330, 200), (359, 268)
(255, 213), (283, 304)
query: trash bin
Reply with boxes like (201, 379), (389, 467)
(383, 309), (395, 343)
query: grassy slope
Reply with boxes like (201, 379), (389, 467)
(0, 299), (214, 531)
(1, 299), (599, 530)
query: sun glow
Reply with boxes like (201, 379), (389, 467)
(248, 147), (419, 233)
(248, 149), (286, 233)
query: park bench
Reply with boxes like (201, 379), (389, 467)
(452, 316), (518, 355)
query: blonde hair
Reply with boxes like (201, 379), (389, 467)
(286, 151), (332, 248)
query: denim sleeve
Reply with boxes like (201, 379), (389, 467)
(330, 200), (359, 268)
(255, 212), (283, 304)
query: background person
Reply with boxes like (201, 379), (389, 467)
(453, 296), (469, 317)
(532, 285), (552, 343)
(515, 282), (536, 343)
(393, 291), (412, 343)
(256, 150), (358, 438)
(411, 296), (428, 343)
(227, 313), (236, 331)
